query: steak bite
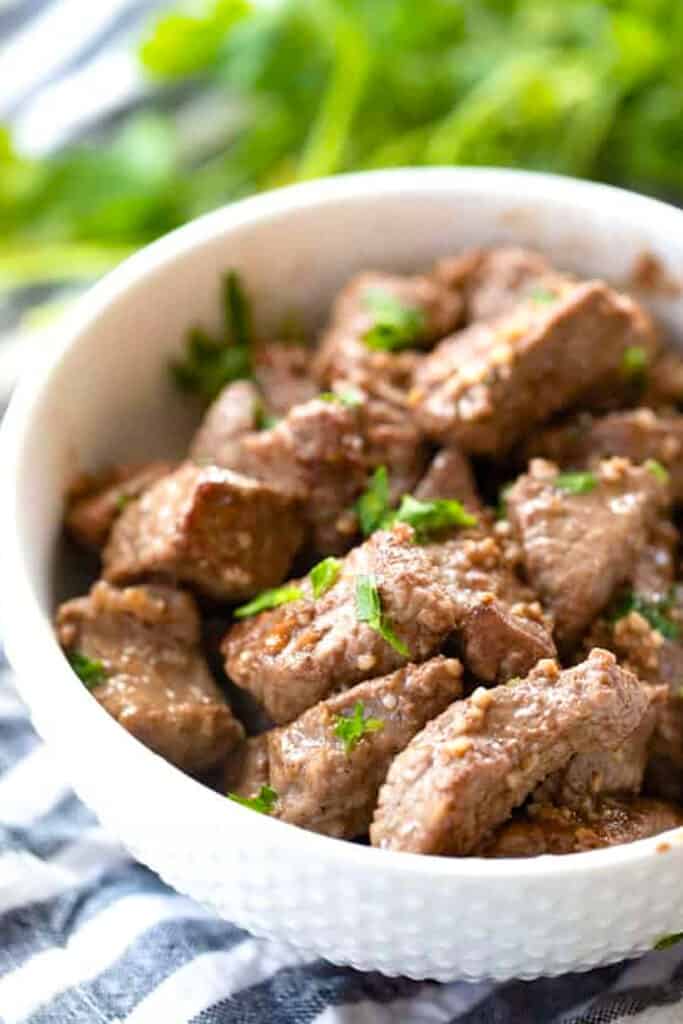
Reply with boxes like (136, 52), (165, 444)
(253, 341), (318, 417)
(370, 649), (649, 856)
(475, 797), (683, 858)
(103, 462), (304, 601)
(523, 408), (683, 502)
(415, 446), (483, 514)
(190, 379), (261, 468)
(66, 462), (174, 551)
(223, 523), (554, 725)
(57, 581), (243, 775)
(506, 457), (667, 648)
(412, 280), (658, 455)
(231, 657), (463, 839)
(646, 688), (683, 802)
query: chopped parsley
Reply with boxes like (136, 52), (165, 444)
(554, 471), (597, 495)
(115, 492), (133, 513)
(254, 400), (279, 430)
(355, 574), (409, 657)
(318, 389), (362, 408)
(333, 701), (384, 754)
(362, 289), (425, 352)
(68, 650), (106, 690)
(621, 345), (649, 381)
(529, 286), (557, 304)
(612, 589), (680, 641)
(310, 556), (341, 599)
(645, 458), (669, 484)
(228, 784), (278, 815)
(390, 494), (477, 541)
(356, 465), (391, 536)
(654, 932), (683, 951)
(171, 269), (252, 402)
(234, 584), (303, 619)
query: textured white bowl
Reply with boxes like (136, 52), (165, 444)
(3, 169), (683, 982)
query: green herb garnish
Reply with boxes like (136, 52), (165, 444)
(554, 471), (597, 495)
(655, 932), (683, 951)
(612, 589), (680, 640)
(390, 494), (477, 541)
(355, 574), (409, 656)
(356, 466), (391, 537)
(171, 270), (252, 403)
(362, 289), (425, 352)
(621, 345), (649, 381)
(645, 458), (669, 484)
(529, 286), (557, 304)
(234, 584), (303, 619)
(333, 701), (384, 754)
(310, 556), (341, 599)
(319, 390), (362, 408)
(228, 784), (278, 815)
(254, 400), (279, 431)
(68, 651), (106, 690)
(115, 493), (133, 513)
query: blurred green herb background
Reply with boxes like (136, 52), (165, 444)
(1, 0), (682, 298)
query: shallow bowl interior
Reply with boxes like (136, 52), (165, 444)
(3, 169), (683, 982)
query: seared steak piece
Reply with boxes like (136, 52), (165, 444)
(224, 733), (270, 797)
(646, 688), (683, 802)
(223, 522), (555, 724)
(642, 349), (683, 408)
(415, 446), (483, 514)
(507, 457), (667, 648)
(230, 657), (462, 839)
(66, 462), (173, 551)
(253, 341), (318, 417)
(475, 797), (683, 857)
(370, 649), (649, 855)
(57, 581), (243, 775)
(239, 397), (368, 554)
(190, 379), (261, 468)
(358, 393), (428, 504)
(412, 281), (658, 454)
(103, 462), (304, 601)
(523, 408), (683, 502)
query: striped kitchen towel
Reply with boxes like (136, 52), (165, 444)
(2, 657), (683, 1023)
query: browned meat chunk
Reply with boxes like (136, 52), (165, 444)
(103, 462), (304, 601)
(190, 380), (261, 467)
(239, 397), (367, 554)
(524, 408), (683, 502)
(224, 734), (270, 797)
(412, 281), (658, 454)
(415, 446), (482, 514)
(66, 462), (173, 551)
(507, 457), (666, 648)
(370, 650), (649, 855)
(231, 657), (463, 839)
(358, 393), (428, 505)
(642, 349), (683, 408)
(253, 341), (318, 417)
(475, 797), (683, 857)
(57, 581), (243, 775)
(223, 522), (555, 724)
(646, 688), (683, 802)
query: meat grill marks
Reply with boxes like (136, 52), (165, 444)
(223, 522), (554, 724)
(506, 457), (667, 649)
(103, 462), (305, 601)
(66, 462), (174, 551)
(228, 657), (463, 839)
(57, 581), (243, 775)
(412, 280), (658, 455)
(371, 650), (649, 855)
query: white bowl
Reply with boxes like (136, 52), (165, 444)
(3, 168), (683, 983)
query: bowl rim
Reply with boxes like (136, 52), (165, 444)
(3, 164), (683, 885)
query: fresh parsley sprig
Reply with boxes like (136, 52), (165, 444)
(362, 289), (425, 352)
(389, 494), (476, 540)
(355, 574), (409, 656)
(234, 583), (303, 619)
(333, 701), (384, 754)
(554, 471), (597, 495)
(228, 784), (279, 815)
(68, 651), (107, 690)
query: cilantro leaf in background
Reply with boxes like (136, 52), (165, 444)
(333, 701), (384, 754)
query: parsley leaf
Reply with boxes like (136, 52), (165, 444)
(68, 651), (106, 690)
(319, 389), (362, 408)
(362, 289), (425, 352)
(310, 556), (341, 599)
(529, 286), (557, 304)
(355, 574), (409, 656)
(645, 458), (669, 484)
(228, 784), (278, 814)
(356, 466), (391, 536)
(171, 270), (252, 403)
(554, 471), (597, 495)
(621, 345), (649, 381)
(655, 932), (683, 951)
(333, 701), (384, 754)
(390, 494), (477, 540)
(234, 584), (303, 619)
(115, 493), (133, 513)
(612, 590), (680, 641)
